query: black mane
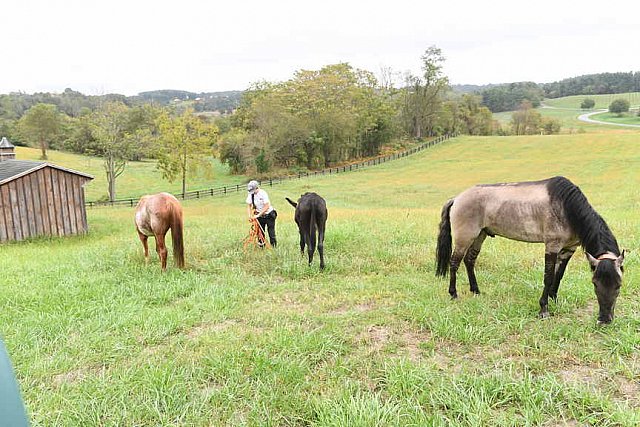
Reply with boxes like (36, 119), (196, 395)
(547, 176), (620, 257)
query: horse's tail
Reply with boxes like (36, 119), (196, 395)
(285, 197), (297, 208)
(436, 199), (454, 277)
(171, 203), (185, 269)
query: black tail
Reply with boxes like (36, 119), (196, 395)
(285, 197), (297, 208)
(436, 199), (454, 277)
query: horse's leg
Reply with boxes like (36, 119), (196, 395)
(549, 247), (576, 301)
(539, 248), (559, 319)
(449, 231), (477, 298)
(155, 232), (168, 271)
(299, 231), (305, 255)
(317, 220), (326, 270)
(137, 230), (149, 263)
(464, 231), (487, 295)
(307, 226), (317, 266)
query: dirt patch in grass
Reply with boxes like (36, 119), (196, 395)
(52, 365), (107, 387)
(331, 302), (375, 315)
(186, 319), (240, 339)
(614, 376), (640, 405)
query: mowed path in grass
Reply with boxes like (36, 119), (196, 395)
(2, 133), (640, 425)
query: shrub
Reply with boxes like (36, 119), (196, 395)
(609, 99), (630, 115)
(580, 98), (595, 109)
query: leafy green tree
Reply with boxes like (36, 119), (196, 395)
(401, 46), (449, 138)
(580, 98), (596, 109)
(219, 129), (250, 174)
(511, 101), (542, 135)
(90, 102), (137, 201)
(541, 117), (562, 135)
(609, 99), (630, 116)
(155, 109), (218, 196)
(17, 103), (63, 159)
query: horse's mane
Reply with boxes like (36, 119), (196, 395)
(547, 176), (619, 256)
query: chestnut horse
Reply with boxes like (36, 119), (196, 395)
(436, 176), (624, 323)
(134, 192), (185, 271)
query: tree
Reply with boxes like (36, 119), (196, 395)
(511, 101), (542, 135)
(401, 46), (449, 138)
(580, 98), (595, 109)
(90, 102), (137, 201)
(156, 109), (218, 196)
(17, 103), (63, 159)
(609, 99), (630, 116)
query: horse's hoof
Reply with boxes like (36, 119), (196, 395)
(472, 290), (481, 296)
(450, 293), (458, 300)
(539, 311), (550, 320)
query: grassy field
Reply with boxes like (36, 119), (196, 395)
(543, 92), (640, 110)
(2, 132), (640, 425)
(587, 111), (640, 126)
(494, 92), (640, 132)
(15, 146), (248, 202)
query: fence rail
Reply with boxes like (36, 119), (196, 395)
(85, 134), (456, 208)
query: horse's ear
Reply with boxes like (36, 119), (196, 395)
(586, 252), (599, 271)
(616, 250), (625, 268)
(285, 197), (297, 208)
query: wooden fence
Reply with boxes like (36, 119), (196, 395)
(86, 134), (456, 208)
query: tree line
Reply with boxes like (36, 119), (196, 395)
(478, 72), (640, 113)
(2, 46), (572, 197)
(6, 101), (218, 202)
(217, 47), (499, 176)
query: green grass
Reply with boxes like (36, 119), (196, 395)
(587, 111), (640, 126)
(2, 132), (640, 425)
(543, 92), (640, 110)
(15, 146), (248, 202)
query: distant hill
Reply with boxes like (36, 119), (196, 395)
(450, 84), (499, 94)
(135, 90), (243, 113)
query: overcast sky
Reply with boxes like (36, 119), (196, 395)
(3, 0), (639, 96)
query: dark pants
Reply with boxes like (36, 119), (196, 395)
(257, 212), (277, 247)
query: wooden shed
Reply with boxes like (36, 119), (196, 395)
(0, 139), (94, 242)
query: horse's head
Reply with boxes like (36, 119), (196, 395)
(586, 251), (625, 324)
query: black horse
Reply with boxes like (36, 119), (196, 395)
(286, 192), (328, 269)
(436, 176), (624, 323)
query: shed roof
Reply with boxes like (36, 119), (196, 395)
(0, 160), (94, 186)
(0, 137), (14, 149)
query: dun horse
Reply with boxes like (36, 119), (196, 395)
(436, 176), (624, 323)
(134, 192), (185, 271)
(286, 193), (328, 269)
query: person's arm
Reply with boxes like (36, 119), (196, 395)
(247, 203), (254, 220)
(255, 201), (270, 218)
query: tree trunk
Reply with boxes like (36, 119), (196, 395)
(181, 148), (187, 198)
(107, 156), (116, 201)
(40, 139), (48, 160)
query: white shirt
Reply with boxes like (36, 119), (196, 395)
(246, 189), (274, 215)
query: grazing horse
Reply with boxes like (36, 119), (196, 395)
(286, 192), (328, 269)
(436, 176), (624, 323)
(134, 192), (185, 271)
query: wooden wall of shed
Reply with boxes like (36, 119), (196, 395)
(0, 167), (89, 242)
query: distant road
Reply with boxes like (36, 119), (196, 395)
(541, 103), (640, 128)
(577, 110), (640, 128)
